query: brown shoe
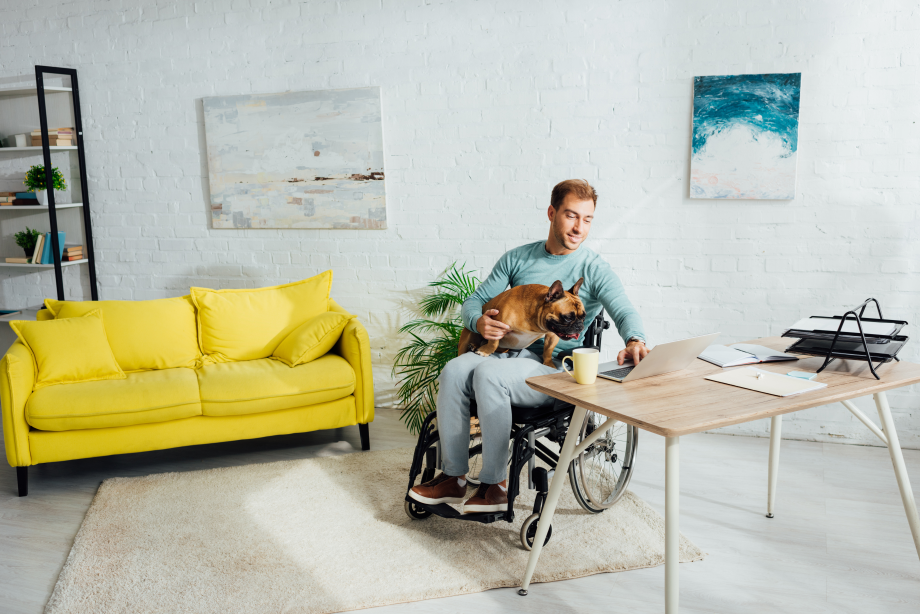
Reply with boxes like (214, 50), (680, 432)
(462, 481), (508, 513)
(409, 472), (468, 505)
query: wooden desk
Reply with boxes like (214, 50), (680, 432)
(519, 336), (920, 613)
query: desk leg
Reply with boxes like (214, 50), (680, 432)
(767, 415), (782, 518)
(873, 392), (920, 561)
(665, 435), (679, 614)
(519, 405), (588, 595)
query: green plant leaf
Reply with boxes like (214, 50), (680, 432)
(392, 262), (481, 434)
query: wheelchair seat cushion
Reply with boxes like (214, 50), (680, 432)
(469, 399), (574, 424)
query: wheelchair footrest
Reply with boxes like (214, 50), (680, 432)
(404, 495), (507, 524)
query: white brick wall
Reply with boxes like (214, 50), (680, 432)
(1, 0), (918, 447)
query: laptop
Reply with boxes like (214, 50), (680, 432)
(597, 333), (721, 383)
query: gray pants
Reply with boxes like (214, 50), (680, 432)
(436, 348), (561, 484)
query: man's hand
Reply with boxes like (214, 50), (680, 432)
(476, 309), (510, 340)
(617, 339), (649, 365)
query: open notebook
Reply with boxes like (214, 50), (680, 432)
(698, 343), (798, 368)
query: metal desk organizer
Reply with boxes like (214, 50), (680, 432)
(782, 298), (908, 380)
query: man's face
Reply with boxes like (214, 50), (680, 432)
(549, 194), (594, 251)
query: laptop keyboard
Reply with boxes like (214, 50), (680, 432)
(600, 365), (635, 379)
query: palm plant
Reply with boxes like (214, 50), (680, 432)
(393, 263), (480, 434)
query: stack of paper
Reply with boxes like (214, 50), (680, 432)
(705, 367), (827, 397)
(788, 317), (896, 337)
(698, 344), (798, 368)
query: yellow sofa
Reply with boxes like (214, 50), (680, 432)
(1, 277), (374, 497)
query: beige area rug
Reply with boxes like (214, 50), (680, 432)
(46, 447), (703, 614)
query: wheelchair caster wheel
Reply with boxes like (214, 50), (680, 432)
(520, 513), (552, 551)
(405, 500), (432, 520)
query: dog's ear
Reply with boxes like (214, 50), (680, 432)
(545, 280), (565, 303)
(568, 277), (584, 296)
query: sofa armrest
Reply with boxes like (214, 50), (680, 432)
(329, 299), (375, 425)
(1, 341), (34, 466)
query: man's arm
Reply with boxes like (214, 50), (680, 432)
(461, 252), (515, 333)
(589, 259), (648, 364)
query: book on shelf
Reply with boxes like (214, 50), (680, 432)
(62, 254), (83, 262)
(12, 199), (40, 206)
(5, 258), (29, 264)
(15, 192), (36, 199)
(30, 127), (74, 136)
(30, 233), (44, 264)
(0, 309), (22, 317)
(31, 137), (72, 146)
(40, 231), (65, 264)
(698, 343), (799, 368)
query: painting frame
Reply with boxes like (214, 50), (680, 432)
(690, 73), (802, 200)
(203, 86), (387, 229)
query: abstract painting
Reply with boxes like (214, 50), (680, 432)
(203, 87), (386, 228)
(690, 73), (801, 199)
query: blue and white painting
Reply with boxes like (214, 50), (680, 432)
(203, 87), (386, 229)
(690, 73), (801, 200)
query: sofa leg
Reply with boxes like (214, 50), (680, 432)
(17, 467), (28, 497)
(359, 423), (370, 451)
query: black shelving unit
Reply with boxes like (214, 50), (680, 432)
(34, 65), (98, 300)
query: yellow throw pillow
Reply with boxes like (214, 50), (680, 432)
(10, 309), (126, 390)
(272, 311), (356, 367)
(191, 271), (333, 362)
(43, 296), (201, 372)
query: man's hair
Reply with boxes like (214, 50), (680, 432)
(550, 179), (598, 210)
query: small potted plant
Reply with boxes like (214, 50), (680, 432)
(24, 165), (66, 207)
(14, 227), (41, 261)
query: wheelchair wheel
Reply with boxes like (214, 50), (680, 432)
(568, 411), (638, 513)
(404, 500), (433, 520)
(520, 513), (552, 550)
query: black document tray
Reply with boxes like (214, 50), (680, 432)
(786, 335), (908, 363)
(781, 298), (908, 380)
(783, 315), (907, 344)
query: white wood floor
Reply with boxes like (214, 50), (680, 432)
(2, 409), (918, 613)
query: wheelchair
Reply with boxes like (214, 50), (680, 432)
(403, 313), (639, 550)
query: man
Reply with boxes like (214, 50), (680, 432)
(409, 179), (649, 514)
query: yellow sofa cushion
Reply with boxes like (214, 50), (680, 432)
(196, 354), (355, 417)
(190, 272), (333, 363)
(44, 296), (201, 372)
(26, 367), (201, 431)
(10, 310), (126, 391)
(272, 311), (356, 367)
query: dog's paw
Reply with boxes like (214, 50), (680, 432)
(543, 360), (555, 368)
(473, 349), (490, 357)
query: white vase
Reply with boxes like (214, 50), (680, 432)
(35, 190), (48, 207)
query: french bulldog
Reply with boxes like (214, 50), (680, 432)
(458, 278), (586, 367)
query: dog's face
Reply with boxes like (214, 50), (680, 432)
(541, 278), (586, 340)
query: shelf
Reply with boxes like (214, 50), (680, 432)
(0, 202), (83, 211)
(0, 146), (77, 156)
(0, 259), (87, 268)
(0, 86), (72, 98)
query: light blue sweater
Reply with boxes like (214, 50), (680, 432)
(461, 241), (646, 358)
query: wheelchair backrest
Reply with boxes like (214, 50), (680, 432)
(581, 311), (610, 351)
